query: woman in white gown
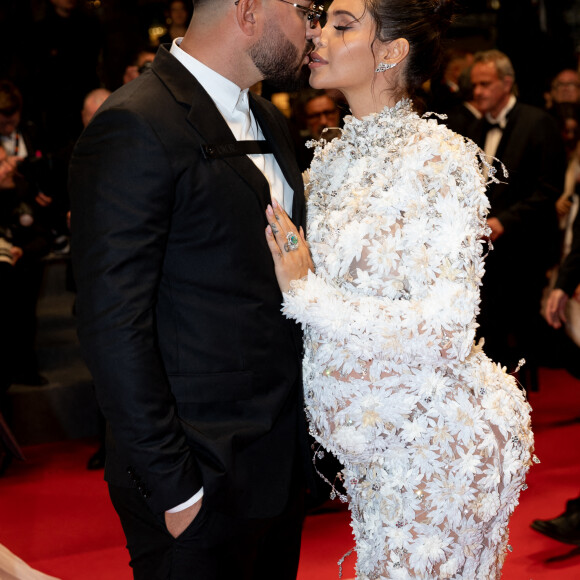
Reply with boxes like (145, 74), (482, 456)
(264, 0), (534, 578)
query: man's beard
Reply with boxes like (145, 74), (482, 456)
(248, 24), (311, 91)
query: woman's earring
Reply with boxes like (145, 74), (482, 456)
(375, 62), (397, 73)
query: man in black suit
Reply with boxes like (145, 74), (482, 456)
(467, 50), (566, 385)
(69, 1), (322, 578)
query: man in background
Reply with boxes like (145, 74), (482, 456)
(81, 88), (111, 128)
(468, 50), (566, 388)
(292, 88), (341, 171)
(545, 68), (580, 110)
(30, 0), (102, 152)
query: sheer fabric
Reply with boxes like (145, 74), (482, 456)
(284, 101), (534, 579)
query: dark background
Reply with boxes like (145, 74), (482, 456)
(1, 0), (580, 108)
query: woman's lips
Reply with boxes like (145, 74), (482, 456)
(309, 52), (327, 68)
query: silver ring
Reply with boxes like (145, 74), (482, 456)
(285, 231), (299, 252)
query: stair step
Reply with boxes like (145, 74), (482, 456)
(6, 260), (100, 445)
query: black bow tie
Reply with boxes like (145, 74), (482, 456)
(483, 118), (503, 131)
(481, 118), (506, 142)
(482, 107), (513, 134)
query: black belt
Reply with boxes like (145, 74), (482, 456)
(201, 141), (273, 159)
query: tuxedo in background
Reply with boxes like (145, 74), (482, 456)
(69, 42), (309, 579)
(467, 101), (565, 378)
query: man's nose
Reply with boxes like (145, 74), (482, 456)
(307, 19), (322, 41)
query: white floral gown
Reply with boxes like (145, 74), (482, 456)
(283, 101), (534, 579)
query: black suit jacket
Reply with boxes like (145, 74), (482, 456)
(69, 46), (306, 517)
(468, 102), (565, 272)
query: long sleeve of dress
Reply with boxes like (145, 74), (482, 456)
(281, 109), (499, 468)
(284, 120), (490, 374)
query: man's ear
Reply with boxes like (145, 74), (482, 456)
(503, 75), (515, 94)
(236, 0), (259, 36)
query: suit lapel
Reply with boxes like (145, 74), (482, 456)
(249, 95), (302, 193)
(152, 46), (304, 224)
(492, 103), (519, 162)
(152, 46), (271, 209)
(250, 95), (305, 228)
(186, 87), (272, 209)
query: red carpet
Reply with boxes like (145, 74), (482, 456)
(1, 367), (580, 579)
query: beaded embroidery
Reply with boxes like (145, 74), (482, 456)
(284, 101), (534, 579)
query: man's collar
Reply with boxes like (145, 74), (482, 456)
(170, 38), (248, 116)
(486, 94), (516, 128)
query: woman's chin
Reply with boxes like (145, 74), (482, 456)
(308, 72), (325, 90)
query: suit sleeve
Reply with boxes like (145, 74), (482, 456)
(69, 106), (201, 514)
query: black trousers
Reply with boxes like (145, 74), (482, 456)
(109, 473), (305, 580)
(477, 254), (546, 371)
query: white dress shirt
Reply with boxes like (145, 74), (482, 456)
(483, 94), (516, 159)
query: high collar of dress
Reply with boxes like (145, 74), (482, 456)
(340, 100), (417, 140)
(344, 99), (414, 127)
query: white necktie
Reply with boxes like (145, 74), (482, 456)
(234, 91), (252, 140)
(233, 90), (293, 216)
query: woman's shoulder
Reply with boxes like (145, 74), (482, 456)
(414, 112), (469, 144)
(414, 116), (483, 163)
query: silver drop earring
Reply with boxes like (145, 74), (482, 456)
(375, 62), (397, 73)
